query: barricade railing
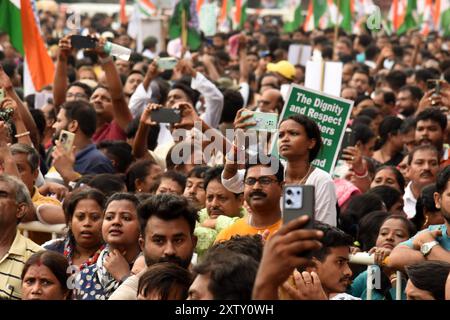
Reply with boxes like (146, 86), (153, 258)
(349, 252), (403, 300)
(18, 222), (66, 240)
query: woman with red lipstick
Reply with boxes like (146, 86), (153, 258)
(43, 188), (106, 270)
(350, 215), (416, 300)
(74, 193), (141, 300)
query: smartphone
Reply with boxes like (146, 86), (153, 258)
(427, 79), (441, 95)
(242, 111), (278, 132)
(151, 108), (181, 124)
(156, 57), (178, 70)
(70, 35), (98, 49)
(282, 185), (315, 229)
(59, 130), (75, 154)
(337, 127), (356, 161)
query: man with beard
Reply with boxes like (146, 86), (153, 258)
(193, 166), (246, 258)
(414, 108), (449, 167)
(215, 157), (284, 242)
(183, 166), (210, 211)
(109, 194), (197, 300)
(45, 100), (114, 185)
(403, 145), (440, 219)
(388, 166), (450, 271)
(396, 85), (423, 117)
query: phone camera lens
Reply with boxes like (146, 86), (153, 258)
(286, 199), (292, 205)
(286, 189), (293, 196)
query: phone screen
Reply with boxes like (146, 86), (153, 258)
(151, 108), (181, 124)
(70, 35), (98, 49)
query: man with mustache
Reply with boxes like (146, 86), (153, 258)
(109, 194), (197, 300)
(389, 166), (450, 271)
(403, 145), (440, 219)
(194, 166), (246, 257)
(414, 108), (449, 167)
(215, 157), (284, 242)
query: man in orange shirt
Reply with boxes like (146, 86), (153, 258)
(215, 157), (284, 242)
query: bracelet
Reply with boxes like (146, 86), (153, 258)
(98, 55), (113, 65)
(15, 131), (30, 138)
(354, 169), (368, 178)
(353, 163), (368, 177)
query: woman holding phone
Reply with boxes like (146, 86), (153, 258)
(223, 113), (338, 226)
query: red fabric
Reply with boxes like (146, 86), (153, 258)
(93, 121), (127, 143)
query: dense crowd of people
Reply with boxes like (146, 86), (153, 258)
(0, 4), (450, 301)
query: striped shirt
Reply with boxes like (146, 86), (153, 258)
(0, 231), (43, 300)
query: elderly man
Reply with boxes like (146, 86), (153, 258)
(0, 174), (43, 300)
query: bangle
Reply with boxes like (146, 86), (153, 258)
(15, 131), (30, 138)
(354, 169), (368, 178)
(98, 55), (113, 65)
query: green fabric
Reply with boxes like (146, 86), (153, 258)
(313, 0), (328, 28)
(194, 207), (247, 258)
(397, 0), (418, 35)
(239, 1), (247, 29)
(283, 4), (303, 33)
(338, 0), (352, 33)
(168, 0), (201, 50)
(0, 0), (24, 55)
(442, 8), (450, 36)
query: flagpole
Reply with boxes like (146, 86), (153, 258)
(333, 0), (341, 61)
(181, 5), (187, 48)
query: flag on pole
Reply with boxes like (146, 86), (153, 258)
(436, 0), (450, 36)
(120, 0), (128, 24)
(283, 0), (303, 33)
(304, 0), (328, 31)
(196, 0), (205, 13)
(388, 0), (406, 33)
(397, 0), (419, 34)
(338, 0), (354, 33)
(138, 0), (157, 16)
(0, 0), (55, 95)
(169, 0), (202, 50)
(234, 0), (247, 29)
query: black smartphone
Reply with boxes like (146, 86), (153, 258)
(427, 79), (441, 95)
(337, 127), (356, 162)
(70, 35), (98, 49)
(282, 185), (315, 229)
(151, 108), (181, 124)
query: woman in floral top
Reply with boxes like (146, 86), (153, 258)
(44, 188), (106, 271)
(74, 193), (141, 300)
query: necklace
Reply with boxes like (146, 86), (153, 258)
(287, 164), (314, 185)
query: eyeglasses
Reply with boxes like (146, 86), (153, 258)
(66, 92), (88, 100)
(244, 176), (278, 186)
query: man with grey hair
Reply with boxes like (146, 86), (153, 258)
(0, 174), (43, 300)
(10, 144), (64, 224)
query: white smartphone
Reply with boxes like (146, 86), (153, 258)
(59, 130), (75, 154)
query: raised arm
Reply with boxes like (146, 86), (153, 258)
(0, 67), (39, 147)
(96, 38), (133, 131)
(132, 104), (160, 160)
(53, 35), (71, 109)
(129, 61), (160, 118)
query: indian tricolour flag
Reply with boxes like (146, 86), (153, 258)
(0, 0), (54, 95)
(436, 0), (450, 36)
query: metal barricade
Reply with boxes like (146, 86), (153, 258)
(18, 221), (66, 240)
(350, 252), (403, 300)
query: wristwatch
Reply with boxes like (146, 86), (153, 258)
(420, 240), (439, 257)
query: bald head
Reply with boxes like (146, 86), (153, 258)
(258, 89), (284, 113)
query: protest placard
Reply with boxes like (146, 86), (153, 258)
(288, 44), (312, 67)
(271, 84), (353, 174)
(304, 60), (343, 97)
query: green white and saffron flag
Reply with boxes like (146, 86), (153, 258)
(283, 0), (303, 32)
(397, 0), (419, 34)
(0, 0), (54, 95)
(169, 0), (201, 50)
(304, 0), (328, 31)
(234, 0), (247, 29)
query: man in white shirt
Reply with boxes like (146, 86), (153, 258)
(403, 145), (440, 218)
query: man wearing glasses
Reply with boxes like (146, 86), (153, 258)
(215, 158), (284, 242)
